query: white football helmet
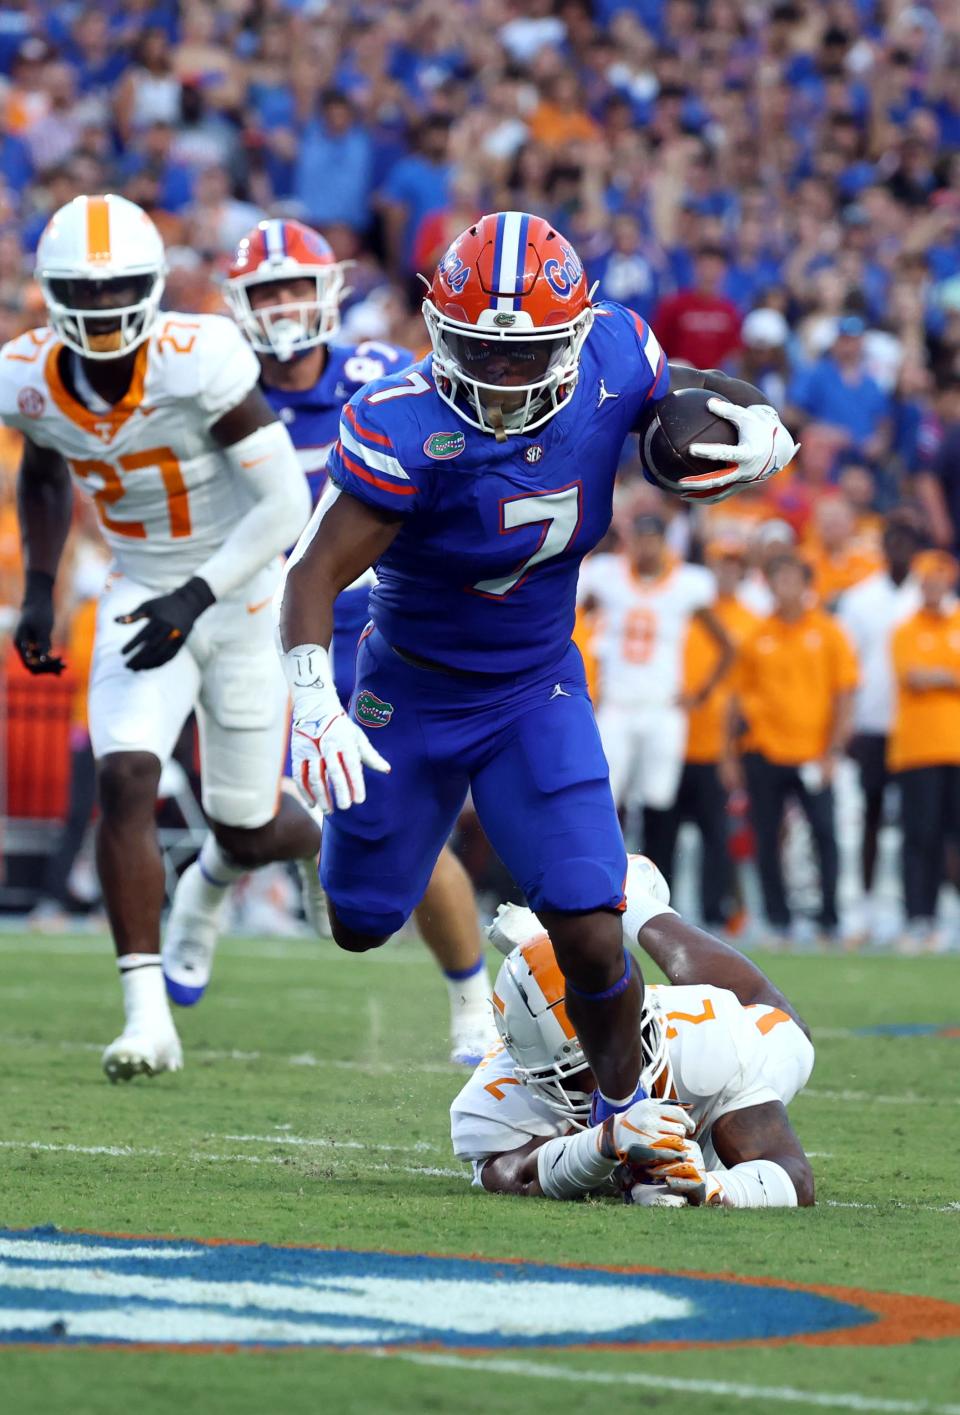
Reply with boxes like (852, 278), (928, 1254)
(492, 932), (673, 1130)
(224, 218), (348, 362)
(35, 194), (166, 360)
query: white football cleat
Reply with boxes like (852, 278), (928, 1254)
(102, 1026), (183, 1083)
(485, 901), (546, 956)
(296, 854), (329, 936)
(162, 860), (228, 1006)
(449, 1001), (499, 1067)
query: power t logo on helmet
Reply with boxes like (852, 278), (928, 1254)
(35, 194), (167, 360)
(422, 211), (594, 441)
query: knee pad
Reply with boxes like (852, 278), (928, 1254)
(532, 854), (626, 915)
(328, 895), (407, 945)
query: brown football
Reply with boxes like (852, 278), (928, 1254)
(642, 387), (739, 494)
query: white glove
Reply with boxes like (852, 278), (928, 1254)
(646, 1136), (724, 1207)
(283, 644), (390, 814)
(598, 1097), (695, 1167)
(681, 399), (799, 502)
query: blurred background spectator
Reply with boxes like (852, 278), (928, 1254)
(0, 0), (959, 948)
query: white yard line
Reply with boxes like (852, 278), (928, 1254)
(0, 1137), (465, 1182)
(371, 1352), (960, 1415)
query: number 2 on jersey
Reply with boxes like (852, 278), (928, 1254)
(472, 482), (582, 598)
(70, 446), (191, 539)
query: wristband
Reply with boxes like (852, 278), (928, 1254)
(283, 643), (342, 719)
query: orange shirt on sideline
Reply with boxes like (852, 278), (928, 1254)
(805, 545), (882, 607)
(734, 608), (859, 765)
(572, 604), (599, 704)
(684, 594), (759, 764)
(888, 607), (960, 771)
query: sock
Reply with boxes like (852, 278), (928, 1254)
(117, 954), (171, 1032)
(537, 1129), (618, 1199)
(444, 956), (491, 1013)
(196, 835), (247, 908)
(590, 1079), (646, 1125)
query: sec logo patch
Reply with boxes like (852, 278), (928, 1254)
(525, 445), (543, 463)
(16, 387), (44, 418)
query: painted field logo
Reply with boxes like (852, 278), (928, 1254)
(423, 431), (466, 460)
(355, 690), (393, 728)
(3, 1231), (959, 1352)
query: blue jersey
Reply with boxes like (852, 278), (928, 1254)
(326, 301), (668, 675)
(261, 339), (413, 504)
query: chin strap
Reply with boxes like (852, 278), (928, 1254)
(487, 402), (508, 443)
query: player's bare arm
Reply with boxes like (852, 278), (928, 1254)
(633, 912), (810, 1038)
(280, 490), (403, 652)
(711, 1101), (814, 1207)
(14, 437), (73, 675)
(278, 490), (402, 815)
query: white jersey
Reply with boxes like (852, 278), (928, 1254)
(837, 571), (920, 735)
(0, 314), (263, 594)
(450, 982), (814, 1173)
(579, 554), (715, 707)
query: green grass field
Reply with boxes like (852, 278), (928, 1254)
(1, 929), (959, 1415)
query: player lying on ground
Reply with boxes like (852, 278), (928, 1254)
(163, 217), (494, 1063)
(4, 194), (322, 1081)
(279, 209), (797, 1127)
(450, 856), (814, 1207)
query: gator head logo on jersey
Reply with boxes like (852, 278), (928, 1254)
(225, 219), (348, 362)
(422, 212), (594, 441)
(355, 690), (394, 729)
(423, 431), (466, 460)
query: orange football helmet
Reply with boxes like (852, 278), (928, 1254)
(224, 218), (348, 361)
(422, 211), (594, 438)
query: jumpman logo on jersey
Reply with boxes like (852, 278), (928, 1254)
(550, 683), (570, 699)
(597, 378), (619, 409)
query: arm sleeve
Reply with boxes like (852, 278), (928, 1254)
(327, 395), (428, 518)
(195, 420), (311, 599)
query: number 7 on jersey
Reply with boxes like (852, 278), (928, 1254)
(472, 482), (583, 598)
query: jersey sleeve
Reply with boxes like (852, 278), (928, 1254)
(327, 390), (428, 517)
(449, 1045), (565, 1163)
(596, 302), (670, 423)
(189, 315), (260, 427)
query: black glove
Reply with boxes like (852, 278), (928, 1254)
(117, 575), (216, 672)
(14, 569), (65, 675)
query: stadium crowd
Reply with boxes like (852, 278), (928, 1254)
(2, 0), (960, 950)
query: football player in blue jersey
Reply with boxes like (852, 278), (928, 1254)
(163, 219), (496, 1064)
(278, 211), (798, 1120)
